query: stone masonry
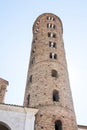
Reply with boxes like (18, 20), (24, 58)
(23, 13), (78, 130)
(0, 78), (8, 103)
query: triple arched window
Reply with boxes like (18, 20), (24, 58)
(27, 94), (30, 105)
(47, 23), (56, 29)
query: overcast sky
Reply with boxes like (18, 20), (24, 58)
(0, 0), (87, 126)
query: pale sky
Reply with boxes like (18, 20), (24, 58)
(0, 0), (87, 126)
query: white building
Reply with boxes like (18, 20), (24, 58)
(0, 103), (38, 130)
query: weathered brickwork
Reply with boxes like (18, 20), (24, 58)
(24, 13), (78, 130)
(0, 78), (9, 103)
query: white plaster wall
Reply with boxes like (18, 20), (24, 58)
(78, 129), (87, 130)
(0, 105), (38, 130)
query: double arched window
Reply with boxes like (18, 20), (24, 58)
(50, 53), (57, 59)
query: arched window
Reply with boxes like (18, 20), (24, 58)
(53, 90), (59, 102)
(0, 121), (11, 130)
(55, 120), (62, 130)
(51, 70), (58, 78)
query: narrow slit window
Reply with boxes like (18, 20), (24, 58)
(53, 90), (59, 102)
(27, 94), (30, 105)
(48, 32), (51, 37)
(54, 54), (57, 59)
(52, 24), (56, 29)
(47, 23), (51, 28)
(30, 75), (32, 82)
(55, 120), (62, 130)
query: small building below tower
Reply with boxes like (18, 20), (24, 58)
(0, 103), (38, 130)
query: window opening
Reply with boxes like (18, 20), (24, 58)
(30, 75), (32, 82)
(55, 120), (62, 130)
(47, 24), (56, 29)
(47, 16), (55, 21)
(48, 32), (51, 37)
(49, 42), (56, 48)
(48, 32), (56, 38)
(51, 70), (58, 78)
(50, 53), (57, 59)
(53, 90), (59, 101)
(27, 94), (30, 105)
(53, 33), (56, 38)
(52, 24), (56, 28)
(31, 57), (35, 64)
(47, 24), (55, 29)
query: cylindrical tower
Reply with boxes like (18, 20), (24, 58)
(24, 13), (78, 130)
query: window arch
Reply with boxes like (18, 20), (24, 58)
(53, 90), (59, 102)
(0, 121), (11, 130)
(55, 120), (62, 130)
(30, 75), (32, 82)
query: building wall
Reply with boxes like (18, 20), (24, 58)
(78, 125), (87, 130)
(0, 104), (38, 130)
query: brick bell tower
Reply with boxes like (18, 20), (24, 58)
(24, 13), (78, 130)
